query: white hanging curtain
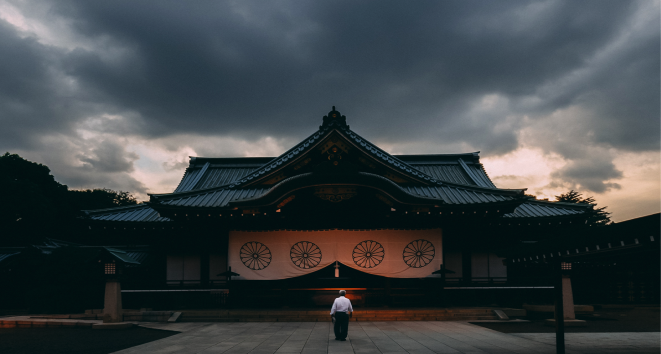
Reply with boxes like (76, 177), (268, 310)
(228, 229), (442, 280)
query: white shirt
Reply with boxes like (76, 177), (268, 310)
(330, 296), (353, 315)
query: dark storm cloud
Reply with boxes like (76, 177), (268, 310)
(0, 0), (658, 194)
(0, 17), (136, 151)
(50, 1), (655, 141)
(78, 139), (138, 173)
(0, 20), (70, 149)
(550, 155), (624, 193)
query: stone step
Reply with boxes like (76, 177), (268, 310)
(179, 309), (499, 322)
(181, 309), (493, 316)
(180, 315), (498, 322)
(30, 314), (102, 320)
(181, 313), (493, 319)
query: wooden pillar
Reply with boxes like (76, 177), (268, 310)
(462, 249), (472, 284)
(439, 264), (447, 307)
(385, 277), (392, 307)
(439, 233), (447, 307)
(222, 228), (230, 284)
(200, 252), (210, 286)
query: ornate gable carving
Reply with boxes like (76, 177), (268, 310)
(234, 107), (438, 189)
(314, 187), (357, 203)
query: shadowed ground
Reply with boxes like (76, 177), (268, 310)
(0, 327), (178, 354)
(472, 306), (660, 333)
(0, 317), (658, 353)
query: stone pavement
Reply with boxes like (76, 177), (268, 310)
(113, 321), (660, 354)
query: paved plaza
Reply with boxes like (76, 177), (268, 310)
(114, 321), (660, 354)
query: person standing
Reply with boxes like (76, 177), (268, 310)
(330, 290), (353, 341)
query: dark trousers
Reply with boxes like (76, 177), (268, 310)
(334, 312), (349, 339)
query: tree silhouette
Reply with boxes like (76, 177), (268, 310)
(0, 152), (69, 224)
(0, 152), (138, 234)
(68, 188), (137, 212)
(555, 190), (612, 226)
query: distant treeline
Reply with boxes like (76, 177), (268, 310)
(0, 152), (138, 227)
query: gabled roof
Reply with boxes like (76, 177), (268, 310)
(173, 157), (271, 192)
(85, 198), (590, 223)
(0, 241), (143, 266)
(503, 200), (591, 218)
(0, 251), (20, 264)
(401, 154), (496, 188)
(150, 172), (519, 209)
(84, 204), (170, 222)
(149, 107), (525, 207)
(218, 112), (503, 190)
(84, 107), (591, 222)
(171, 153), (498, 194)
(503, 213), (660, 262)
(103, 247), (140, 264)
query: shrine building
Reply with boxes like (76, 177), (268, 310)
(82, 107), (594, 308)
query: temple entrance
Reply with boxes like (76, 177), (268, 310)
(228, 229), (443, 280)
(231, 262), (439, 308)
(227, 228), (443, 307)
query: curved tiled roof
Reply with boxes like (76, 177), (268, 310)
(151, 178), (519, 209)
(503, 201), (590, 218)
(163, 121), (511, 203)
(0, 252), (20, 263)
(413, 165), (475, 186)
(174, 155), (499, 194)
(226, 121), (453, 189)
(85, 204), (170, 222)
(403, 185), (513, 204)
(86, 199), (588, 222)
(84, 109), (589, 222)
(157, 187), (270, 208)
(174, 160), (267, 192)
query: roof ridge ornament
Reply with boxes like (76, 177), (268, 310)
(321, 106), (349, 129)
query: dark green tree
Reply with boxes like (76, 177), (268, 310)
(555, 190), (612, 226)
(0, 152), (138, 226)
(0, 152), (70, 224)
(68, 188), (138, 213)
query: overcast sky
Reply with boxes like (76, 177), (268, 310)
(1, 0), (658, 221)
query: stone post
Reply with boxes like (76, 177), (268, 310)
(103, 279), (123, 323)
(554, 263), (565, 354)
(546, 262), (585, 329)
(561, 275), (575, 320)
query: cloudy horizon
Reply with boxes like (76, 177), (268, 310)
(0, 0), (658, 221)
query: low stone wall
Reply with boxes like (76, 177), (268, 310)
(85, 309), (104, 314)
(30, 313), (104, 320)
(29, 309), (172, 323)
(122, 311), (173, 322)
(0, 320), (95, 328)
(523, 304), (594, 313)
(501, 308), (527, 317)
